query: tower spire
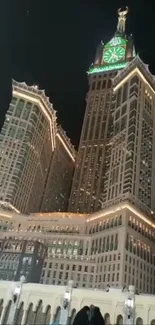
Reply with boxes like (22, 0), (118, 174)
(117, 7), (128, 34)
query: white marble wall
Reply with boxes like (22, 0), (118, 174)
(0, 281), (155, 324)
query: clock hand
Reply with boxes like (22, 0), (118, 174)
(111, 54), (118, 59)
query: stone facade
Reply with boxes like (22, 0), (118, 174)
(0, 281), (155, 325)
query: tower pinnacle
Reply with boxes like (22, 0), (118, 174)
(117, 7), (128, 34)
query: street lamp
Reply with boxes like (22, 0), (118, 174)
(124, 285), (135, 325)
(59, 280), (73, 325)
(6, 275), (26, 325)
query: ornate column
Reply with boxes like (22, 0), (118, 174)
(123, 285), (135, 325)
(59, 280), (73, 325)
(3, 276), (25, 325)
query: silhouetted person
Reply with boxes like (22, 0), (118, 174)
(72, 306), (90, 325)
(90, 306), (105, 325)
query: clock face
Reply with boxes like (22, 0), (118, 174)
(103, 47), (125, 64)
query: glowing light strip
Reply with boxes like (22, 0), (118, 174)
(56, 133), (75, 162)
(13, 90), (55, 150)
(88, 62), (127, 74)
(113, 67), (155, 94)
(0, 201), (20, 214)
(0, 214), (12, 219)
(9, 204), (20, 213)
(87, 203), (155, 229)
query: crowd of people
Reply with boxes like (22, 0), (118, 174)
(72, 305), (105, 325)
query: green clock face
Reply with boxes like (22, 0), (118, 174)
(103, 47), (125, 64)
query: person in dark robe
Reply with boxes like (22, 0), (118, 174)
(72, 306), (90, 325)
(90, 306), (105, 325)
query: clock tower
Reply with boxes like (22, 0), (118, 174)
(68, 8), (136, 213)
(90, 7), (135, 74)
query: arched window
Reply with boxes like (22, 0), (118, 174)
(99, 222), (102, 231)
(15, 301), (24, 325)
(25, 303), (34, 325)
(106, 236), (109, 251)
(104, 313), (110, 325)
(0, 299), (3, 320)
(53, 306), (61, 324)
(106, 220), (109, 229)
(118, 215), (122, 225)
(69, 309), (76, 325)
(44, 305), (51, 325)
(136, 317), (143, 325)
(116, 315), (123, 325)
(111, 218), (114, 228)
(34, 300), (44, 325)
(92, 225), (95, 234)
(114, 217), (118, 227)
(102, 238), (105, 252)
(1, 300), (12, 324)
(150, 320), (155, 325)
(102, 221), (105, 230)
(110, 235), (114, 251)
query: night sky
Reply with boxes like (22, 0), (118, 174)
(0, 0), (155, 148)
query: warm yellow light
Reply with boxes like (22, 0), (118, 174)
(13, 90), (55, 151)
(57, 133), (75, 162)
(13, 89), (75, 162)
(113, 68), (155, 94)
(0, 214), (12, 219)
(87, 202), (155, 229)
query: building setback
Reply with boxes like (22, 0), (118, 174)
(1, 202), (155, 294)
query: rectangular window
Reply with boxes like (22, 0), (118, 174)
(122, 83), (128, 102)
(130, 75), (139, 86)
(116, 88), (122, 107)
(122, 104), (127, 116)
(47, 271), (51, 277)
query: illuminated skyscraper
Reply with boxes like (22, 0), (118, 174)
(0, 80), (75, 213)
(69, 8), (155, 216)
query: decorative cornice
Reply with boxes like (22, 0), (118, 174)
(57, 125), (76, 160)
(112, 55), (155, 90)
(12, 80), (76, 161)
(12, 80), (57, 120)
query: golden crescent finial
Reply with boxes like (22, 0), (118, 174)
(118, 7), (128, 16)
(117, 7), (128, 33)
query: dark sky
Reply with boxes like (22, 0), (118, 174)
(0, 0), (155, 148)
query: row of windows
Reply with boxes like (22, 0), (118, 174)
(126, 234), (154, 264)
(88, 215), (122, 234)
(43, 261), (95, 273)
(128, 216), (155, 243)
(91, 79), (112, 91)
(91, 234), (118, 254)
(26, 225), (80, 234)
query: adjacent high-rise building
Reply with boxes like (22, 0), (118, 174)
(0, 80), (75, 214)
